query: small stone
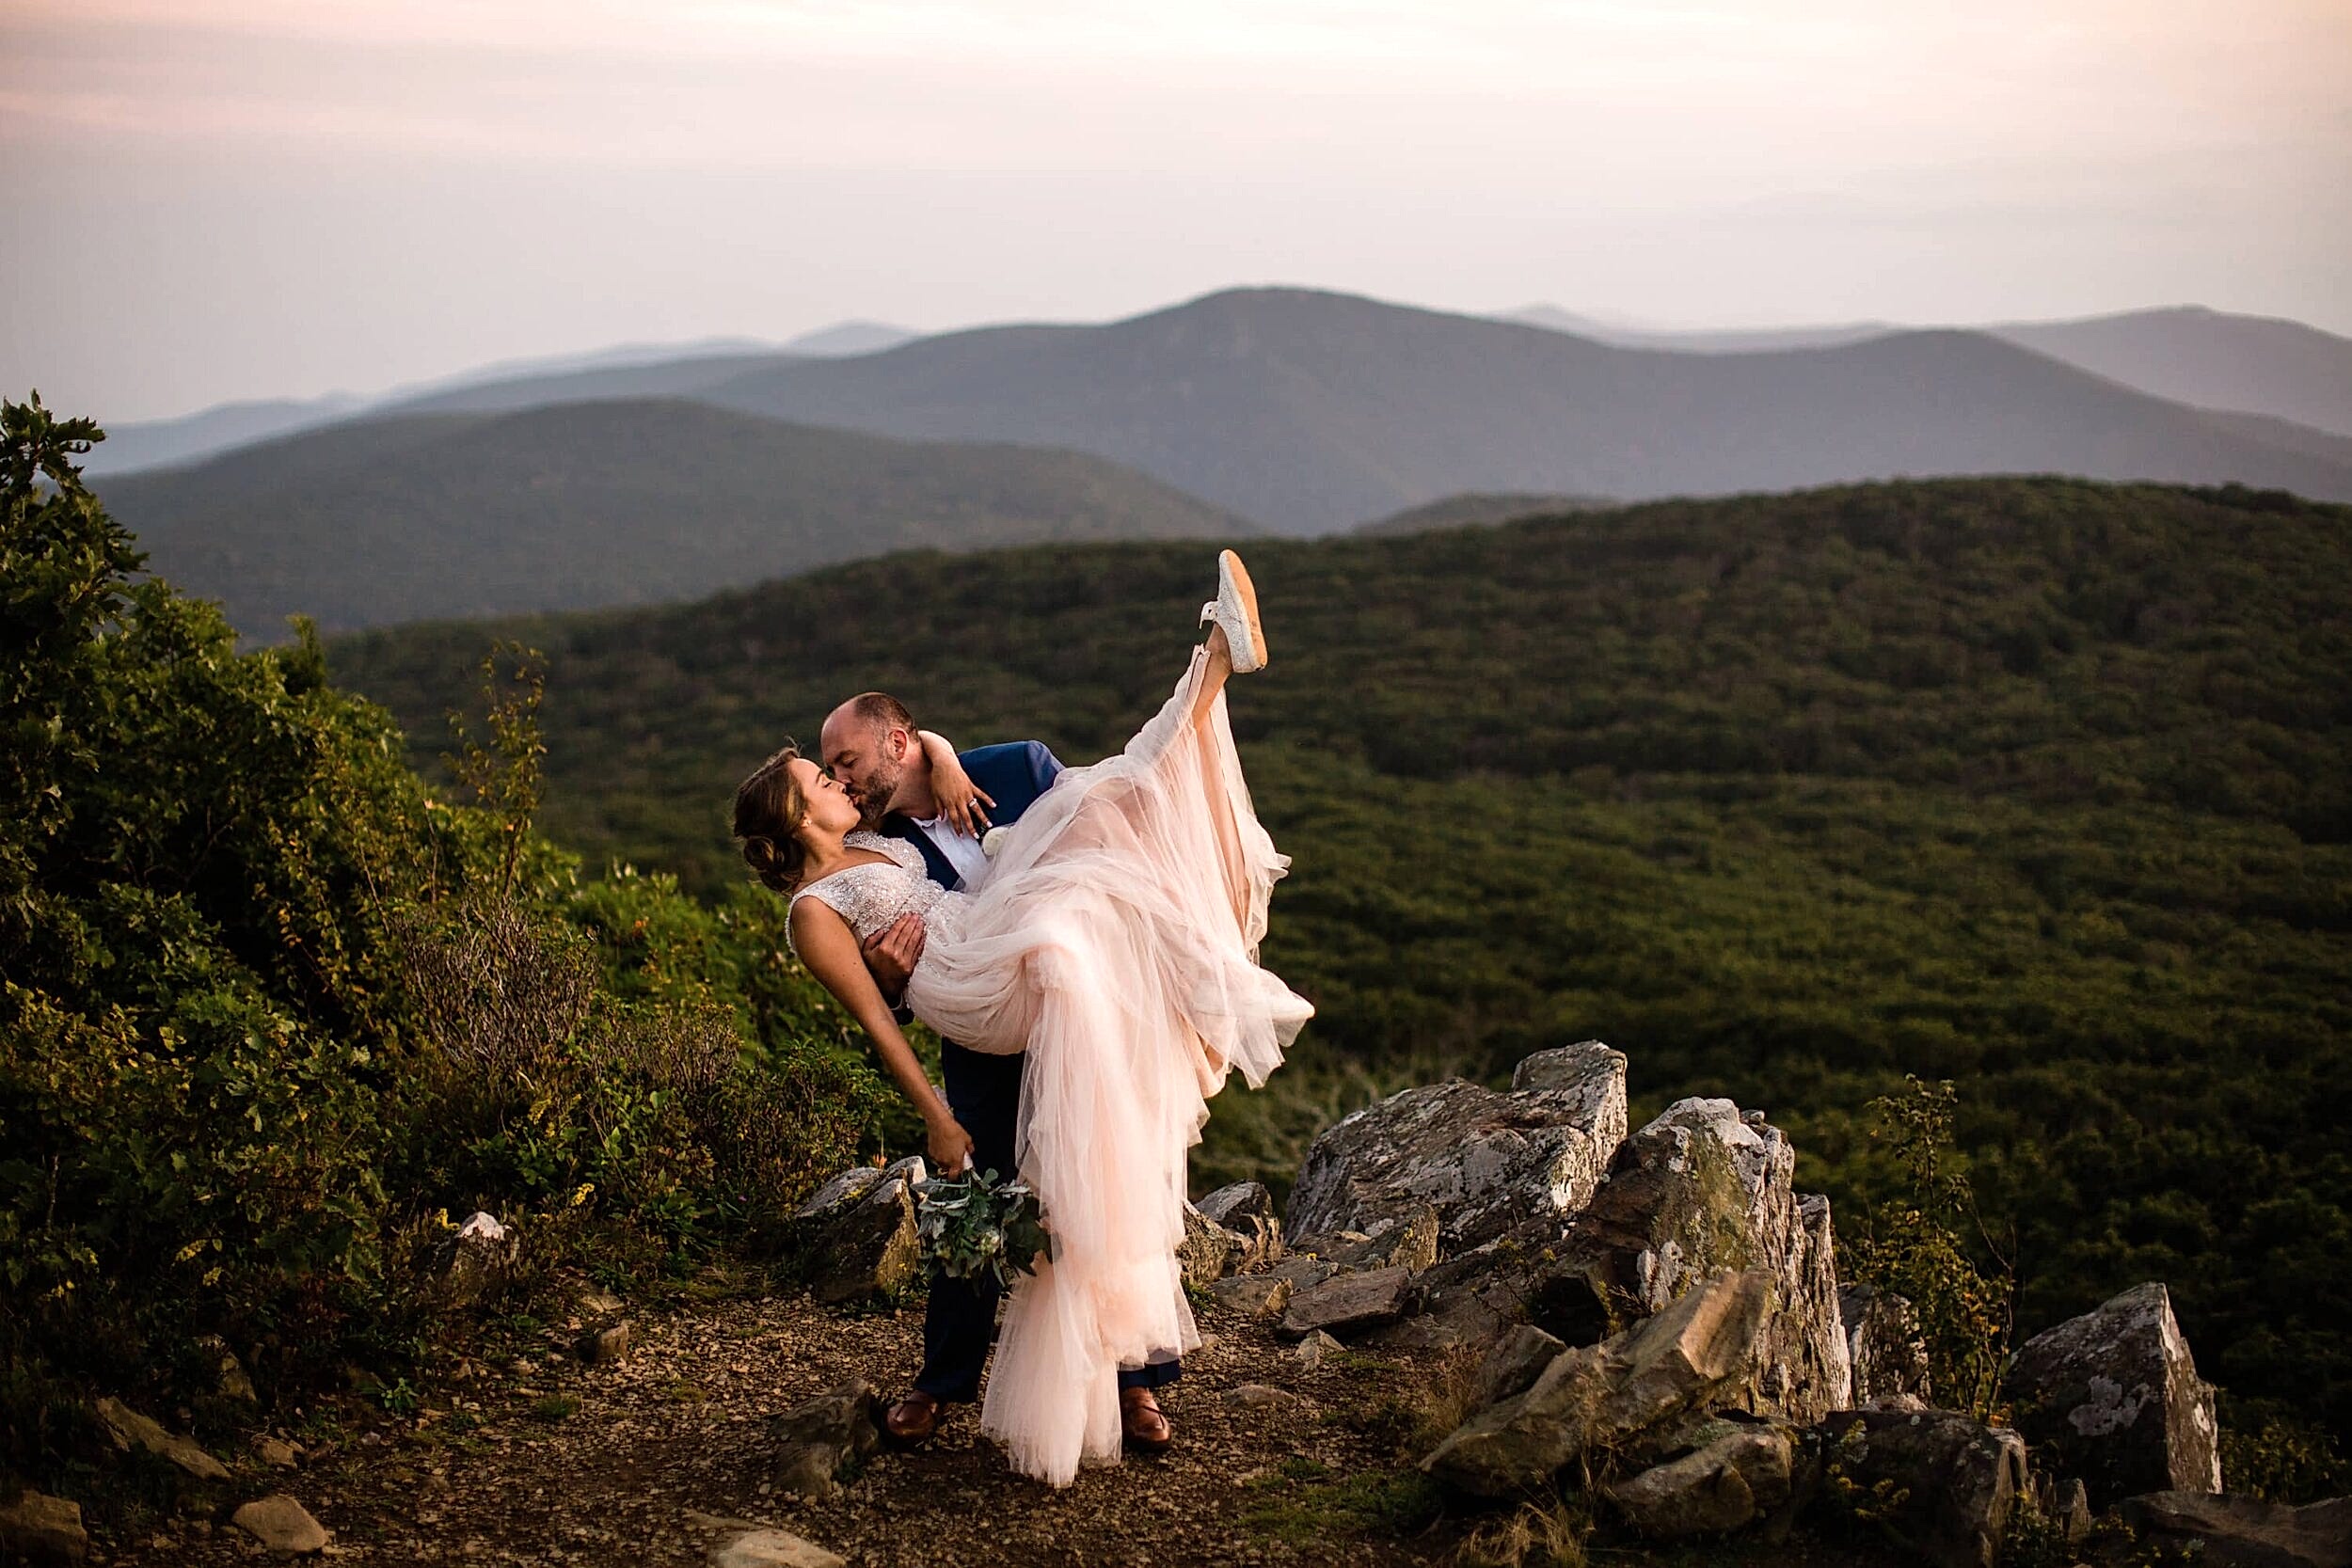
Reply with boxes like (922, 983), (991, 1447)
(1279, 1265), (1414, 1339)
(254, 1437), (299, 1470)
(578, 1289), (624, 1315)
(1197, 1181), (1278, 1232)
(1179, 1203), (1237, 1290)
(709, 1528), (848, 1568)
(1225, 1384), (1307, 1412)
(436, 1212), (520, 1308)
(577, 1321), (634, 1365)
(771, 1379), (880, 1499)
(198, 1336), (258, 1403)
(94, 1397), (230, 1481)
(0, 1489), (88, 1565)
(1293, 1330), (1346, 1370)
(230, 1496), (329, 1555)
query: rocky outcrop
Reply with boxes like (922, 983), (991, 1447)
(1422, 1268), (1775, 1497)
(2117, 1491), (2352, 1568)
(771, 1380), (882, 1500)
(1604, 1425), (1796, 1539)
(792, 1158), (925, 1306)
(2005, 1281), (2221, 1508)
(1841, 1283), (1931, 1408)
(1292, 1202), (1441, 1274)
(1529, 1099), (1849, 1422)
(230, 1495), (330, 1554)
(1285, 1040), (1627, 1252)
(95, 1396), (230, 1480)
(1817, 1408), (2026, 1568)
(0, 1490), (87, 1566)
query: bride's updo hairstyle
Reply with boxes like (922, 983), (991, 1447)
(733, 744), (812, 893)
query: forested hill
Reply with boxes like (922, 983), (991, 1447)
(97, 398), (1249, 636)
(332, 476), (2352, 1441)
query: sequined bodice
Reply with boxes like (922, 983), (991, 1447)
(788, 831), (965, 956)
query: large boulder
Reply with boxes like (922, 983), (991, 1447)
(792, 1158), (925, 1306)
(2117, 1491), (2352, 1568)
(1816, 1408), (2027, 1568)
(1841, 1283), (1931, 1408)
(1421, 1268), (1775, 1497)
(1529, 1100), (1850, 1422)
(2005, 1282), (2221, 1509)
(1286, 1041), (1627, 1253)
(1604, 1425), (1796, 1539)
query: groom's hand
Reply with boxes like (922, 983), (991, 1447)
(863, 913), (927, 1001)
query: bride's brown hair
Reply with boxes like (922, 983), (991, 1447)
(733, 744), (812, 893)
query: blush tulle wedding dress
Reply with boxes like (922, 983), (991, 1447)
(789, 568), (1312, 1486)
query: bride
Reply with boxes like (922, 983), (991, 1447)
(731, 550), (1313, 1486)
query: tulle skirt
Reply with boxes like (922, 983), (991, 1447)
(903, 646), (1312, 1485)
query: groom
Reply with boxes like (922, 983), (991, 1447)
(818, 691), (1182, 1454)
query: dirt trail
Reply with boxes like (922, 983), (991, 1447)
(103, 1290), (1468, 1567)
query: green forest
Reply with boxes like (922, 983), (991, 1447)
(328, 475), (2352, 1451)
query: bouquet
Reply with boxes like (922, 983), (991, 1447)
(914, 1166), (1050, 1289)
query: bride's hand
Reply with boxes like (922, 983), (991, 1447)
(927, 1113), (975, 1175)
(917, 730), (994, 838)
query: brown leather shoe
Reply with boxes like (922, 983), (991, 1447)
(1120, 1386), (1173, 1454)
(880, 1390), (942, 1449)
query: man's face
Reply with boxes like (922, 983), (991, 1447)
(821, 717), (905, 831)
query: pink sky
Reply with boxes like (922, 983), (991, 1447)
(5, 0), (2347, 420)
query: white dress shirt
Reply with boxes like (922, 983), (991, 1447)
(911, 813), (991, 891)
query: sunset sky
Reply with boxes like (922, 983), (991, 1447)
(5, 0), (2348, 422)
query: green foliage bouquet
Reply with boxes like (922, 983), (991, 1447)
(914, 1167), (1049, 1289)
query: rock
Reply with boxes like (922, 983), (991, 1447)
(0, 1489), (87, 1566)
(771, 1379), (881, 1499)
(1531, 1099), (1851, 1423)
(1471, 1324), (1567, 1410)
(1605, 1425), (1795, 1538)
(2117, 1491), (2352, 1568)
(1360, 1223), (1548, 1353)
(197, 1335), (257, 1402)
(1816, 1408), (2027, 1568)
(795, 1157), (925, 1306)
(229, 1495), (329, 1555)
(1279, 1266), (1415, 1339)
(1198, 1180), (1277, 1232)
(1287, 1041), (1628, 1252)
(436, 1211), (519, 1307)
(578, 1288), (625, 1315)
(1293, 1329), (1346, 1369)
(2046, 1476), (2091, 1546)
(94, 1396), (230, 1480)
(1841, 1283), (1931, 1408)
(254, 1436), (299, 1470)
(2005, 1281), (2221, 1509)
(1179, 1203), (1236, 1290)
(1294, 1202), (1442, 1274)
(709, 1528), (849, 1568)
(577, 1320), (633, 1364)
(1210, 1275), (1295, 1317)
(1422, 1268), (1775, 1497)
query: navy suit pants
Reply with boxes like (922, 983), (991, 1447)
(914, 1040), (1182, 1402)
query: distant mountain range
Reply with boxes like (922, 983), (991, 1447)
(98, 399), (1247, 636)
(81, 321), (917, 477)
(1356, 492), (1613, 535)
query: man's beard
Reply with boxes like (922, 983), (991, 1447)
(851, 758), (902, 832)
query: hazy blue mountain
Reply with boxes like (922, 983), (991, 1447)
(83, 394), (368, 477)
(1502, 305), (1898, 353)
(98, 398), (1249, 637)
(377, 348), (798, 417)
(1357, 491), (1614, 534)
(781, 320), (918, 356)
(691, 288), (2352, 531)
(1989, 306), (2352, 438)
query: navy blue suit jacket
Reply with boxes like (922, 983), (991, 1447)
(880, 740), (1063, 892)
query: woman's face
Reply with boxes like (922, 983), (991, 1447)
(789, 755), (863, 838)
